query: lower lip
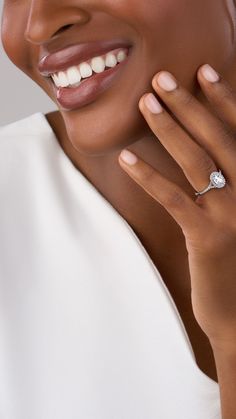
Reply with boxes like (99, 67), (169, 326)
(52, 51), (131, 111)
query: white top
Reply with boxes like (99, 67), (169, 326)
(0, 112), (221, 419)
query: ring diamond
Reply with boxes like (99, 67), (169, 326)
(195, 170), (226, 196)
(210, 171), (226, 188)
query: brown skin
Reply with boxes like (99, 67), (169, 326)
(119, 66), (236, 418)
(1, 0), (236, 387)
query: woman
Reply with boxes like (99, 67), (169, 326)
(1, 0), (236, 417)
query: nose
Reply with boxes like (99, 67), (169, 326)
(24, 0), (90, 44)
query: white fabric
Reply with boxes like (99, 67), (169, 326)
(0, 112), (221, 419)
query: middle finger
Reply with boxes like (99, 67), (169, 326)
(139, 93), (218, 195)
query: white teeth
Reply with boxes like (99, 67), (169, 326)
(117, 50), (126, 63)
(79, 62), (93, 78)
(52, 73), (61, 87)
(51, 47), (129, 88)
(91, 56), (105, 73)
(57, 71), (69, 87)
(66, 66), (81, 85)
(105, 53), (117, 68)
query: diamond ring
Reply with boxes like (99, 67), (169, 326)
(195, 170), (226, 196)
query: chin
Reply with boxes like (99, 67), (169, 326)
(59, 99), (148, 157)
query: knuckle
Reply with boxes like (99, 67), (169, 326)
(219, 83), (235, 103)
(192, 151), (215, 173)
(213, 122), (235, 150)
(220, 130), (235, 150)
(159, 117), (177, 134)
(180, 90), (196, 108)
(165, 188), (185, 208)
(140, 166), (156, 183)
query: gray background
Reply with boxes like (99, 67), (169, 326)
(0, 0), (56, 126)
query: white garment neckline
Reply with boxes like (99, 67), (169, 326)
(37, 111), (219, 388)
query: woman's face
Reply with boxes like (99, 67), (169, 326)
(1, 0), (236, 156)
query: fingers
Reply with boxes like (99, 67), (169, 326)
(150, 68), (236, 179)
(117, 65), (235, 235)
(118, 149), (202, 234)
(197, 64), (236, 131)
(139, 92), (218, 194)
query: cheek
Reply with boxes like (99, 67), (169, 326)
(60, 78), (149, 156)
(1, 9), (31, 76)
(133, 0), (234, 91)
(59, 0), (235, 156)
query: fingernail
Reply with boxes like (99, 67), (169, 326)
(201, 64), (219, 83)
(144, 93), (163, 114)
(120, 149), (138, 165)
(156, 71), (178, 91)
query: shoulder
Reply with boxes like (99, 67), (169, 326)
(0, 112), (51, 139)
(0, 112), (54, 188)
(0, 111), (54, 163)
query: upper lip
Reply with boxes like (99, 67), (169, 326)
(38, 39), (132, 77)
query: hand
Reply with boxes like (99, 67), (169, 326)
(118, 64), (236, 351)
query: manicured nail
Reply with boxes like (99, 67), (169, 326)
(201, 64), (219, 83)
(156, 71), (178, 91)
(120, 149), (138, 165)
(144, 93), (163, 114)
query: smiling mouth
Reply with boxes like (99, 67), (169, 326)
(48, 46), (132, 111)
(50, 47), (129, 89)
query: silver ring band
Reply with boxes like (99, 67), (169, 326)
(195, 170), (226, 197)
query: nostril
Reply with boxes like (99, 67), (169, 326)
(54, 24), (73, 36)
